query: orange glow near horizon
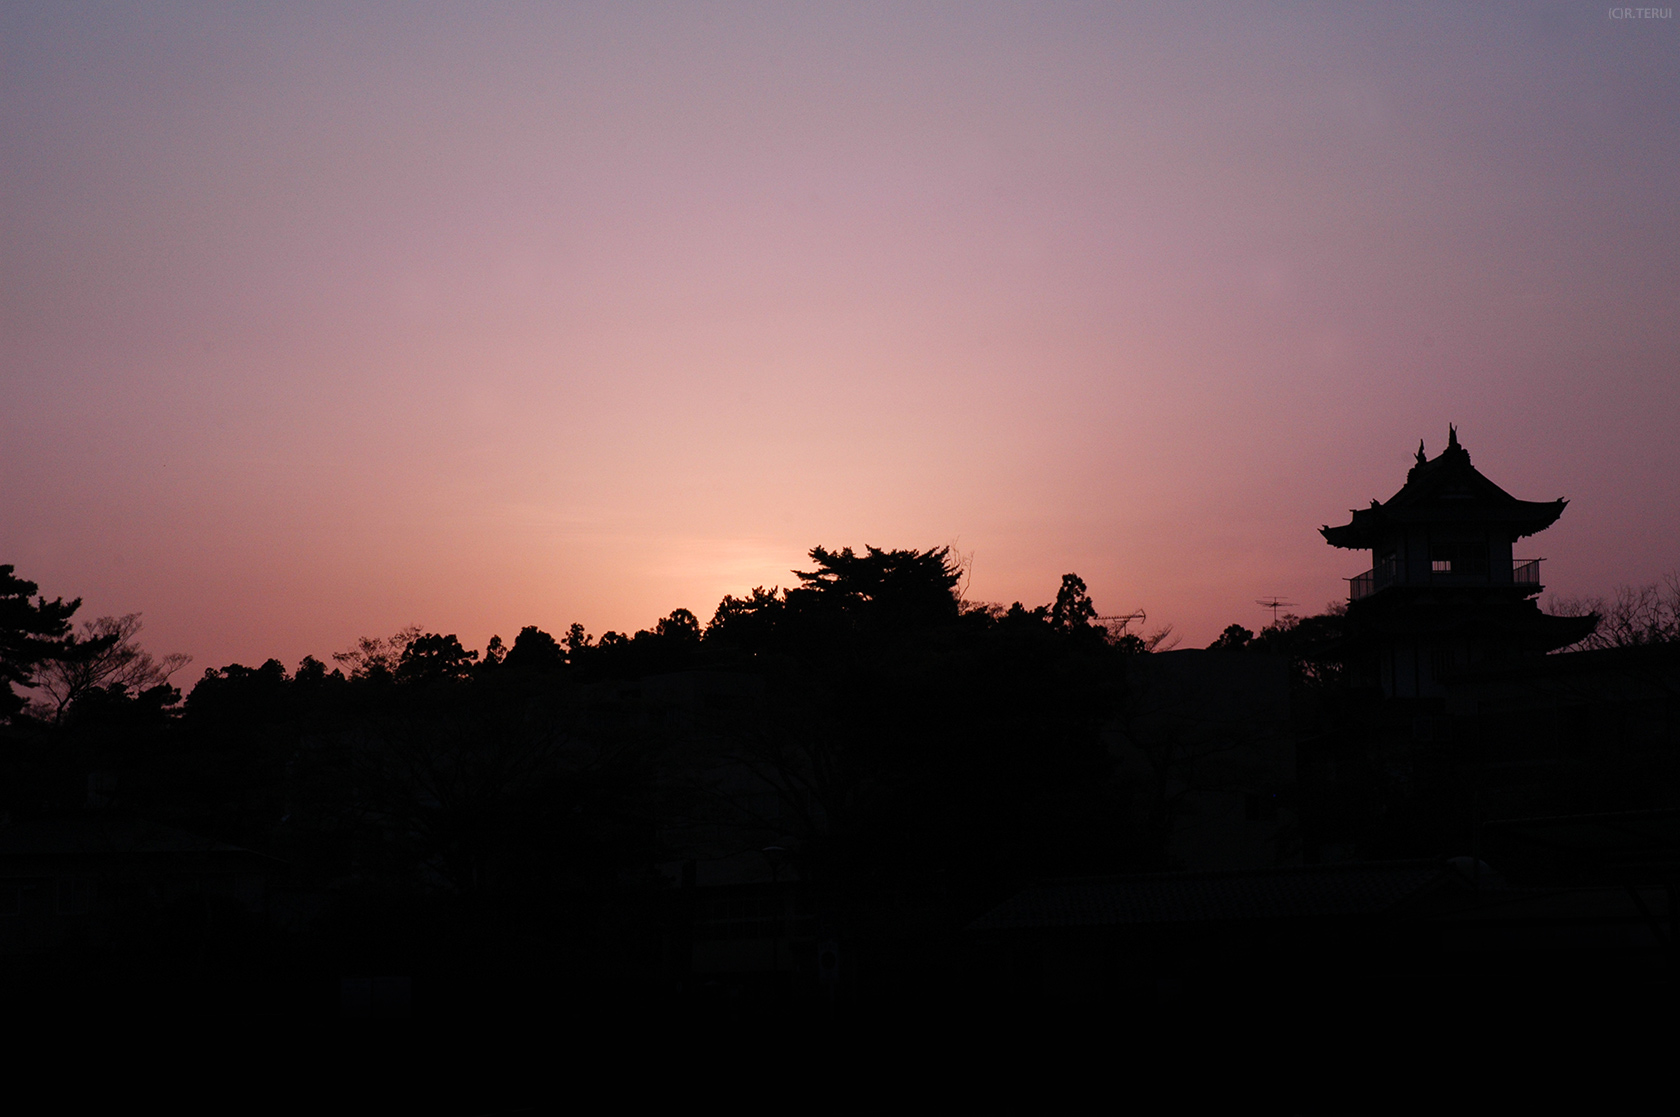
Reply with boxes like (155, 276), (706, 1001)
(3, 5), (1677, 673)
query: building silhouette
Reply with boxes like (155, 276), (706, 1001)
(1322, 426), (1596, 698)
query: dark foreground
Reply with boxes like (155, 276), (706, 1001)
(6, 947), (1672, 1114)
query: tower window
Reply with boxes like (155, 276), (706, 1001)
(1429, 542), (1488, 575)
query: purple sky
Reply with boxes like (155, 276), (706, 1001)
(3, 3), (1677, 672)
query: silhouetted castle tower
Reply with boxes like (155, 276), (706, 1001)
(1322, 427), (1596, 699)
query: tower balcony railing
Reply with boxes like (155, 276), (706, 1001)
(1348, 566), (1394, 601)
(1350, 557), (1544, 600)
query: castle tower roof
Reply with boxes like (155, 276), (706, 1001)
(1320, 426), (1567, 550)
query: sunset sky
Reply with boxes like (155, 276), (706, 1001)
(4, 3), (1677, 674)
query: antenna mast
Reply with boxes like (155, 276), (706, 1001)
(1255, 596), (1297, 626)
(1098, 611), (1147, 642)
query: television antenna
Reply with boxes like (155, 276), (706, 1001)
(1098, 611), (1147, 641)
(1255, 597), (1296, 626)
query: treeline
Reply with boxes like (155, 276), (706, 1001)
(1551, 570), (1680, 650)
(1, 550), (1205, 997)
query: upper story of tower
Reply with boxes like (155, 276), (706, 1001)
(1321, 427), (1568, 602)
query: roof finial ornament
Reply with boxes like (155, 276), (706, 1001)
(1415, 440), (1427, 467)
(1447, 423), (1459, 451)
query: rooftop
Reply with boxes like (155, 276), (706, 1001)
(1322, 427), (1568, 550)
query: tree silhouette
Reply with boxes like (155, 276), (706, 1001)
(395, 633), (479, 685)
(1051, 573), (1100, 634)
(503, 625), (564, 671)
(31, 613), (191, 721)
(0, 564), (110, 723)
(563, 623), (592, 656)
(789, 545), (963, 630)
(11, 546), (1165, 1012)
(654, 607), (700, 643)
(332, 624), (423, 680)
(1208, 624), (1254, 651)
(1551, 569), (1680, 649)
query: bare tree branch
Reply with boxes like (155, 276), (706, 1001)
(32, 613), (191, 720)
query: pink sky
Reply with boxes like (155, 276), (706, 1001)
(3, 3), (1677, 673)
